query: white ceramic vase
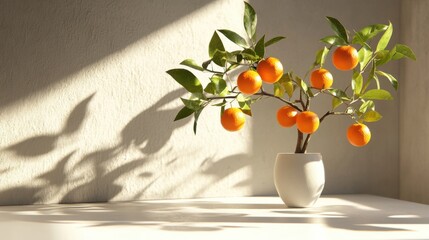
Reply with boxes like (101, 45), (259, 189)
(274, 153), (325, 208)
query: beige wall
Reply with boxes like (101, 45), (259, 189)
(400, 0), (429, 204)
(0, 0), (401, 205)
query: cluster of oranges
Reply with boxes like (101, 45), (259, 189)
(221, 57), (283, 131)
(221, 45), (371, 147)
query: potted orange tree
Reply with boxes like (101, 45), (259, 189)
(167, 2), (415, 207)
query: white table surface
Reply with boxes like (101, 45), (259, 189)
(0, 194), (428, 240)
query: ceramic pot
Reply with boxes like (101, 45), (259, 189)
(274, 153), (325, 207)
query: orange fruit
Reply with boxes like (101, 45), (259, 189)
(237, 70), (262, 95)
(221, 108), (246, 132)
(332, 45), (359, 71)
(276, 106), (298, 127)
(347, 123), (371, 147)
(257, 57), (284, 84)
(296, 111), (320, 134)
(310, 68), (333, 89)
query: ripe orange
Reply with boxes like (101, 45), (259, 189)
(276, 106), (298, 127)
(347, 123), (371, 147)
(332, 45), (359, 71)
(221, 108), (246, 131)
(257, 57), (283, 84)
(237, 70), (262, 95)
(310, 68), (333, 89)
(296, 111), (320, 134)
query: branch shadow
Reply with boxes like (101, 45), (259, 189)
(0, 87), (192, 205)
(120, 89), (189, 155)
(4, 93), (95, 158)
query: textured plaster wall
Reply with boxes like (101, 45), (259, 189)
(0, 0), (253, 205)
(0, 0), (400, 205)
(400, 0), (429, 205)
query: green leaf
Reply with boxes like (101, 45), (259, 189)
(393, 44), (416, 60)
(242, 109), (252, 116)
(204, 82), (216, 94)
(240, 102), (252, 116)
(241, 48), (259, 61)
(174, 106), (194, 121)
(363, 110), (382, 122)
(307, 88), (314, 98)
(352, 71), (363, 95)
(358, 47), (372, 71)
(236, 93), (246, 103)
(284, 81), (294, 98)
(375, 49), (393, 66)
(327, 89), (350, 101)
(273, 82), (285, 97)
(255, 35), (265, 58)
(204, 75), (228, 95)
(359, 100), (375, 113)
(209, 32), (225, 58)
(180, 59), (204, 71)
(243, 1), (257, 40)
(362, 62), (377, 93)
(193, 108), (203, 135)
(276, 74), (295, 98)
(236, 94), (252, 116)
(265, 36), (285, 47)
(181, 98), (204, 111)
(167, 69), (203, 93)
(202, 59), (212, 70)
(320, 35), (347, 46)
(352, 32), (372, 49)
(376, 22), (393, 52)
(376, 70), (398, 90)
(354, 24), (388, 43)
(326, 16), (349, 43)
(295, 76), (308, 92)
(212, 50), (227, 67)
(361, 89), (393, 100)
(218, 29), (249, 48)
(314, 46), (330, 67)
(211, 74), (228, 95)
(332, 97), (343, 110)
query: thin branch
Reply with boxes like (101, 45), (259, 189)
(256, 90), (303, 112)
(206, 95), (239, 100)
(204, 69), (224, 75)
(299, 89), (305, 109)
(305, 93), (310, 110)
(320, 111), (353, 123)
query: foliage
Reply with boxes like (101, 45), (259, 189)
(167, 2), (415, 153)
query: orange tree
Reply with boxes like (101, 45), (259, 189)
(167, 2), (415, 153)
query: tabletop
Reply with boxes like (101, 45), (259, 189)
(1, 194), (428, 240)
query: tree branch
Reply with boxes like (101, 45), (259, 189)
(295, 130), (304, 153)
(255, 90), (303, 112)
(320, 111), (353, 123)
(301, 134), (312, 153)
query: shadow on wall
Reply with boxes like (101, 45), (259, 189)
(0, 0), (253, 205)
(6, 94), (95, 157)
(0, 89), (193, 205)
(0, 0), (213, 109)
